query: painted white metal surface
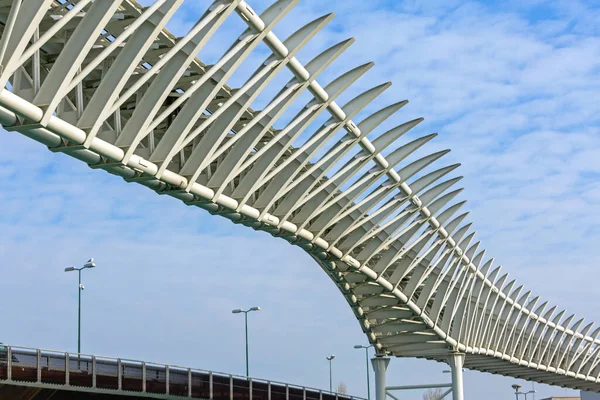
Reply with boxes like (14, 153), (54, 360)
(0, 0), (598, 392)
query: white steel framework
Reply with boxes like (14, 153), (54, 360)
(0, 0), (598, 394)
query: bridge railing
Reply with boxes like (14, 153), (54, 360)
(0, 345), (359, 400)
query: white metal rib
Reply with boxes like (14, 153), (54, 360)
(232, 0), (591, 344)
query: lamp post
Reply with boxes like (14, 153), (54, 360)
(354, 344), (374, 400)
(326, 355), (335, 392)
(232, 306), (260, 377)
(64, 258), (96, 354)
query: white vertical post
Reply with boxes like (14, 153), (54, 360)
(371, 357), (390, 400)
(142, 362), (147, 392)
(118, 359), (123, 390)
(92, 356), (96, 388)
(448, 353), (465, 400)
(166, 365), (170, 395)
(7, 347), (12, 381)
(65, 353), (70, 386)
(36, 350), (41, 383)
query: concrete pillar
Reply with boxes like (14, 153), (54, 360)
(371, 356), (390, 400)
(447, 353), (465, 400)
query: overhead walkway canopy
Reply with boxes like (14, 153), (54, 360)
(0, 0), (598, 396)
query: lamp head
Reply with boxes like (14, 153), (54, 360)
(354, 345), (363, 349)
(64, 267), (76, 272)
(326, 355), (335, 361)
(232, 309), (242, 314)
(249, 306), (260, 312)
(83, 258), (95, 269)
(511, 384), (521, 391)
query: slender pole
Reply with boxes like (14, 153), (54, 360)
(364, 349), (370, 400)
(245, 311), (249, 377)
(371, 357), (389, 400)
(65, 259), (95, 356)
(329, 358), (332, 392)
(78, 269), (82, 354)
(232, 307), (259, 377)
(448, 353), (464, 400)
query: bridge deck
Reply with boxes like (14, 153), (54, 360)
(0, 345), (358, 400)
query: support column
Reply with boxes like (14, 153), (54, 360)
(371, 356), (390, 400)
(447, 353), (465, 400)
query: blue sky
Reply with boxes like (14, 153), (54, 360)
(1, 0), (600, 399)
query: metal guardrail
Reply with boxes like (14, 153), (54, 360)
(0, 344), (363, 400)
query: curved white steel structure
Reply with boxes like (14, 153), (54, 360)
(0, 0), (598, 395)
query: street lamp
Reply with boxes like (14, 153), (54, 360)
(510, 384), (534, 400)
(326, 354), (335, 392)
(64, 258), (96, 354)
(512, 384), (522, 400)
(232, 306), (260, 377)
(354, 344), (374, 400)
